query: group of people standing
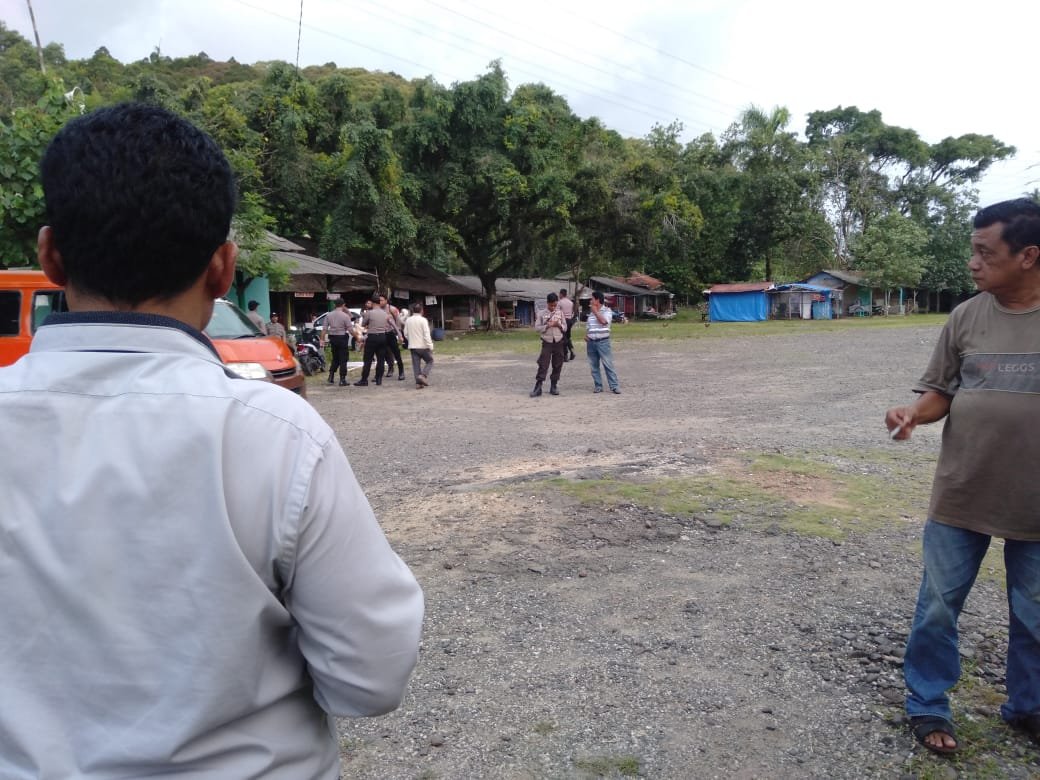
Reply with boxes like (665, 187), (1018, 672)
(246, 299), (288, 341)
(321, 294), (434, 390)
(530, 288), (622, 397)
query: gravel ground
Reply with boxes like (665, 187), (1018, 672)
(308, 323), (1039, 779)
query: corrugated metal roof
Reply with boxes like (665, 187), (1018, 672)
(449, 276), (588, 301)
(590, 276), (672, 296)
(626, 272), (665, 290)
(227, 229), (308, 253)
(392, 266), (473, 296)
(274, 252), (373, 278)
(772, 283), (834, 294)
(810, 269), (865, 285)
(707, 282), (775, 293)
(271, 252), (375, 293)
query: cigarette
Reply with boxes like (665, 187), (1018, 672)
(890, 424), (903, 440)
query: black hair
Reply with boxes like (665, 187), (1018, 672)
(371, 292), (383, 304)
(410, 302), (423, 314)
(559, 288), (567, 296)
(973, 199), (1040, 253)
(591, 290), (605, 303)
(546, 292), (558, 303)
(247, 300), (260, 311)
(40, 102), (237, 306)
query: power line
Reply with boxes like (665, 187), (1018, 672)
(416, 0), (743, 118)
(230, 0), (729, 137)
(343, 0), (723, 133)
(451, 0), (755, 111)
(294, 0), (304, 75)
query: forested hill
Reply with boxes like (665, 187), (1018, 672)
(0, 20), (1024, 307)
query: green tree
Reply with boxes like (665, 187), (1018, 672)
(229, 191), (290, 304)
(850, 210), (928, 313)
(402, 65), (581, 328)
(0, 82), (78, 265)
(319, 121), (417, 290)
(806, 106), (1014, 263)
(0, 23), (50, 117)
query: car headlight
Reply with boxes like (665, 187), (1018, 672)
(227, 362), (273, 381)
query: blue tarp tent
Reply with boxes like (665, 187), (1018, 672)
(707, 283), (773, 322)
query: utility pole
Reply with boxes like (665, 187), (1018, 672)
(25, 0), (46, 74)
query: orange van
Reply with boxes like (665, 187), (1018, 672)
(205, 299), (306, 396)
(0, 269), (66, 367)
(0, 271), (305, 397)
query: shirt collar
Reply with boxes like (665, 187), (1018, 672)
(38, 311), (221, 359)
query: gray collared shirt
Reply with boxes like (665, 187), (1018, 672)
(0, 315), (424, 778)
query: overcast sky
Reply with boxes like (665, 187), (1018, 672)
(3, 0), (1038, 206)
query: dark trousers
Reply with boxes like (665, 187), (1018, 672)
(361, 332), (389, 382)
(383, 332), (404, 375)
(563, 317), (577, 356)
(328, 335), (350, 380)
(535, 339), (566, 384)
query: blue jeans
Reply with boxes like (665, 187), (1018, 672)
(586, 338), (619, 392)
(905, 519), (1040, 723)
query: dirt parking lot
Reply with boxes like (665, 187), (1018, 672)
(309, 322), (1037, 779)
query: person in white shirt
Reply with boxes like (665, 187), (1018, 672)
(402, 301), (434, 388)
(0, 102), (423, 780)
(585, 289), (621, 394)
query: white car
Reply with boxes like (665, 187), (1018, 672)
(293, 308), (363, 349)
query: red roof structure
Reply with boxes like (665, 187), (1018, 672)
(625, 272), (665, 290)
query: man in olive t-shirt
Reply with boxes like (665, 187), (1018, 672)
(885, 199), (1040, 754)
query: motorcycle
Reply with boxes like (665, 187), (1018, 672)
(294, 326), (327, 376)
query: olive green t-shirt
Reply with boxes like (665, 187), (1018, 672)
(916, 292), (1040, 540)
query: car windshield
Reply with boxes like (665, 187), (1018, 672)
(204, 300), (261, 339)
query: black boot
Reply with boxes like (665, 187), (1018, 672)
(339, 376), (348, 386)
(327, 371), (335, 385)
(530, 382), (542, 398)
(549, 383), (559, 395)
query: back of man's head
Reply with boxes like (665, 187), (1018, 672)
(410, 302), (423, 315)
(40, 103), (237, 306)
(248, 300), (260, 311)
(974, 198), (1040, 253)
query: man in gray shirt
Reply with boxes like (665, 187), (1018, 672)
(355, 293), (393, 386)
(321, 299), (354, 386)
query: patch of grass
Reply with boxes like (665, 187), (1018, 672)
(427, 310), (949, 356)
(904, 711), (1022, 778)
(573, 754), (642, 777)
(546, 449), (932, 539)
(532, 721), (556, 736)
(903, 660), (1037, 778)
(978, 544), (1007, 584)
